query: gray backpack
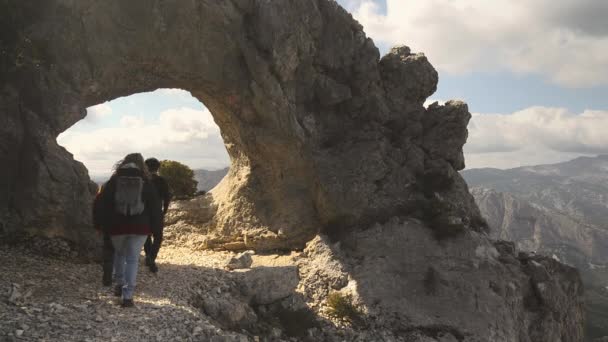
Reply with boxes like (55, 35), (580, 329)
(114, 176), (145, 216)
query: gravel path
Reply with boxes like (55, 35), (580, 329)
(0, 243), (251, 342)
(0, 237), (433, 342)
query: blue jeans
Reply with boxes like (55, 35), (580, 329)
(111, 234), (147, 300)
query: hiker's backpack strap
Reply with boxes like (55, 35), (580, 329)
(114, 176), (145, 216)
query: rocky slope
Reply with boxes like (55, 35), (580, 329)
(463, 155), (608, 340)
(464, 155), (608, 232)
(1, 227), (584, 342)
(468, 187), (608, 266)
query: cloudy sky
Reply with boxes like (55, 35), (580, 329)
(57, 89), (230, 178)
(57, 0), (608, 177)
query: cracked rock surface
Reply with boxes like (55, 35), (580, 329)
(2, 0), (482, 251)
(1, 225), (584, 342)
(0, 1), (586, 340)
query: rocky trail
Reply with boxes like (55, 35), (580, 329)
(1, 218), (587, 342)
(1, 243), (231, 341)
(0, 239), (312, 342)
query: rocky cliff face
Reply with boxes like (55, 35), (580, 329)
(462, 155), (608, 268)
(1, 0), (483, 251)
(1, 0), (585, 340)
(463, 155), (608, 340)
(464, 155), (608, 231)
(469, 187), (608, 265)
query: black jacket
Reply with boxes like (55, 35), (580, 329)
(150, 174), (172, 214)
(98, 167), (162, 236)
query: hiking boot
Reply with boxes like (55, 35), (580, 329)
(145, 255), (151, 266)
(121, 299), (134, 308)
(114, 285), (123, 297)
(149, 261), (158, 273)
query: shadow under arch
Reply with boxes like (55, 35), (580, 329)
(3, 0), (481, 266)
(4, 0), (346, 252)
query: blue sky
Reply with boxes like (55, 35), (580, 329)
(58, 0), (608, 176)
(58, 89), (230, 177)
(339, 0), (608, 112)
(76, 89), (203, 129)
(435, 72), (608, 115)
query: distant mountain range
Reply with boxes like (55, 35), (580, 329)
(462, 155), (608, 341)
(90, 175), (107, 184)
(193, 167), (229, 192)
(90, 167), (230, 192)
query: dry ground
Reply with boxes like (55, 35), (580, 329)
(0, 242), (263, 342)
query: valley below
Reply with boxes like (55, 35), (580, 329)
(463, 155), (608, 341)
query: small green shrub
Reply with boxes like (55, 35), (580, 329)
(326, 292), (363, 324)
(159, 160), (198, 199)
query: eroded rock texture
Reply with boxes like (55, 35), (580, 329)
(297, 223), (585, 342)
(1, 1), (584, 340)
(1, 0), (480, 250)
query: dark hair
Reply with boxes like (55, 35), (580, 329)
(145, 158), (161, 173)
(113, 153), (150, 179)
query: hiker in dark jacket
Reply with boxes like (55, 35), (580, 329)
(98, 153), (162, 307)
(93, 185), (114, 286)
(143, 157), (171, 273)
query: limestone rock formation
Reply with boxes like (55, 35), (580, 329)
(1, 1), (585, 340)
(468, 187), (608, 265)
(1, 0), (482, 251)
(225, 251), (254, 270)
(462, 155), (608, 340)
(336, 219), (584, 341)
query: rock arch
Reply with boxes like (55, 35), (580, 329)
(1, 1), (586, 340)
(2, 0), (481, 251)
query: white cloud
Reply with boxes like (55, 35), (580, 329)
(350, 0), (608, 87)
(58, 107), (230, 177)
(119, 115), (145, 128)
(65, 100), (608, 174)
(159, 108), (218, 143)
(464, 106), (608, 169)
(85, 103), (112, 122)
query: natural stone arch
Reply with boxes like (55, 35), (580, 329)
(2, 0), (482, 251)
(1, 2), (587, 340)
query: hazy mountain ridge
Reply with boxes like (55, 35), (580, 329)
(470, 187), (608, 265)
(90, 168), (229, 192)
(462, 154), (608, 270)
(193, 167), (229, 192)
(465, 156), (608, 228)
(463, 155), (608, 340)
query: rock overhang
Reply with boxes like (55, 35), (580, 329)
(4, 0), (481, 250)
(1, 1), (586, 340)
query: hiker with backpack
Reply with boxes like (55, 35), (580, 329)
(143, 157), (172, 273)
(97, 153), (162, 307)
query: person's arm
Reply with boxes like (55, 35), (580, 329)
(160, 178), (172, 215)
(146, 181), (163, 236)
(98, 179), (115, 232)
